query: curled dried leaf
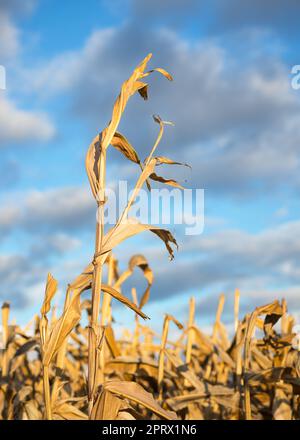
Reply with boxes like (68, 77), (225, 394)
(128, 255), (154, 309)
(166, 314), (184, 330)
(85, 133), (102, 200)
(151, 228), (178, 260)
(144, 67), (173, 81)
(111, 132), (141, 165)
(155, 155), (191, 168)
(149, 172), (184, 189)
(41, 273), (58, 317)
(129, 254), (154, 285)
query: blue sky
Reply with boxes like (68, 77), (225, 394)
(1, 0), (300, 332)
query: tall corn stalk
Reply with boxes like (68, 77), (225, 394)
(36, 54), (184, 418)
(1, 303), (9, 378)
(39, 273), (58, 420)
(87, 140), (107, 415)
(158, 314), (183, 399)
(83, 54), (182, 416)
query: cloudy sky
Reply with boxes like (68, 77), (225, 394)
(1, 0), (300, 332)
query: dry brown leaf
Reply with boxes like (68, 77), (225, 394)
(149, 172), (184, 189)
(104, 380), (177, 420)
(166, 314), (184, 330)
(91, 389), (123, 420)
(42, 293), (81, 366)
(101, 284), (149, 320)
(155, 155), (191, 168)
(100, 219), (178, 261)
(53, 401), (88, 420)
(105, 326), (121, 358)
(40, 273), (58, 316)
(145, 67), (173, 81)
(110, 132), (141, 165)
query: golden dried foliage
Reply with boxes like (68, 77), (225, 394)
(1, 55), (299, 421)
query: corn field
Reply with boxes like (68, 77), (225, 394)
(0, 55), (300, 421)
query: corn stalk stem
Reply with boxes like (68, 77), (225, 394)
(99, 255), (115, 382)
(1, 303), (9, 377)
(212, 293), (225, 343)
(131, 288), (139, 350)
(234, 289), (240, 333)
(158, 316), (169, 400)
(185, 297), (195, 364)
(43, 365), (52, 420)
(88, 146), (106, 417)
(244, 313), (254, 420)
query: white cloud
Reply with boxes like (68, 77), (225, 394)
(25, 28), (116, 96)
(0, 0), (55, 145)
(30, 233), (81, 258)
(0, 13), (19, 60)
(45, 233), (81, 253)
(23, 186), (94, 231)
(0, 95), (55, 143)
(21, 23), (300, 195)
(130, 220), (300, 308)
(0, 205), (20, 229)
(2, 184), (300, 317)
(0, 0), (37, 60)
(0, 185), (95, 235)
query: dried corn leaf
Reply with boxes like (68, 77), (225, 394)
(145, 67), (173, 81)
(53, 401), (87, 420)
(149, 172), (184, 189)
(111, 132), (141, 165)
(164, 350), (204, 391)
(155, 156), (191, 168)
(272, 385), (292, 420)
(101, 284), (149, 320)
(104, 380), (177, 420)
(14, 339), (37, 357)
(166, 314), (183, 330)
(101, 219), (178, 261)
(41, 273), (58, 316)
(42, 293), (81, 366)
(105, 326), (121, 358)
(91, 389), (123, 420)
